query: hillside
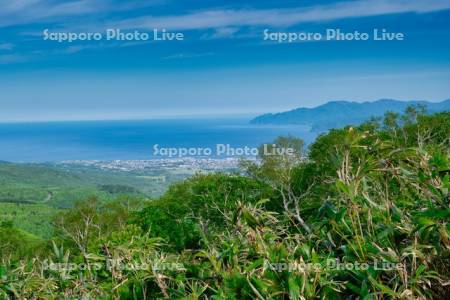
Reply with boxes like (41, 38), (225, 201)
(0, 161), (190, 208)
(250, 99), (450, 131)
(1, 110), (448, 299)
(0, 161), (188, 238)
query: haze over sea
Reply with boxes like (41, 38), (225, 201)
(0, 118), (315, 162)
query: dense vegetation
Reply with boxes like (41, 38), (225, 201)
(0, 162), (193, 238)
(0, 161), (183, 208)
(1, 108), (449, 299)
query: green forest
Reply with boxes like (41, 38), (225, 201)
(1, 107), (449, 299)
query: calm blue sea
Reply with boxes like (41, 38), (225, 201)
(0, 118), (316, 162)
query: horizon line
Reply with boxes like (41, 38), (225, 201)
(1, 98), (448, 124)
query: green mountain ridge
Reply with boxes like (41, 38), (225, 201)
(251, 99), (450, 131)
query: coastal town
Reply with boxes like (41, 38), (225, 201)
(60, 157), (249, 172)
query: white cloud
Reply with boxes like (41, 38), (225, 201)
(0, 0), (98, 27)
(115, 0), (450, 30)
(0, 54), (28, 64)
(2, 0), (450, 30)
(0, 0), (43, 13)
(203, 27), (240, 39)
(162, 52), (213, 60)
(0, 0), (164, 28)
(0, 43), (14, 50)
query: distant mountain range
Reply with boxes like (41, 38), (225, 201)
(250, 99), (450, 132)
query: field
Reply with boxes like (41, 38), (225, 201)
(0, 161), (197, 238)
(0, 203), (59, 238)
(0, 161), (196, 207)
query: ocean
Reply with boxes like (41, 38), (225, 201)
(0, 118), (316, 162)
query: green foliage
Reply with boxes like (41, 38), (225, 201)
(1, 108), (449, 299)
(0, 203), (59, 238)
(136, 173), (273, 250)
(0, 220), (46, 260)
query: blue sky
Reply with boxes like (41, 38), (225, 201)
(1, 0), (450, 121)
